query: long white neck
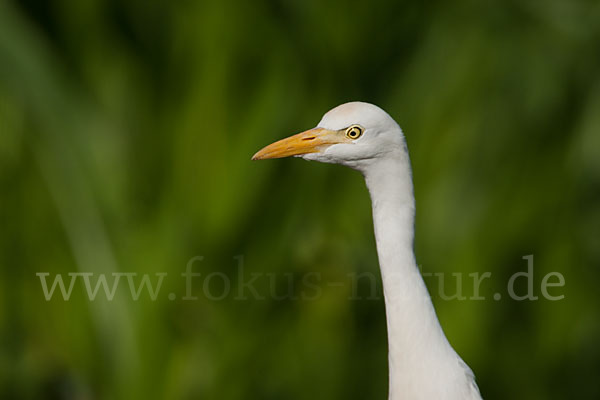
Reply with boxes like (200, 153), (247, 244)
(362, 151), (481, 400)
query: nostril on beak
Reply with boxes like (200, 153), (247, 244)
(302, 137), (316, 141)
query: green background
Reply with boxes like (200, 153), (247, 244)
(1, 0), (599, 399)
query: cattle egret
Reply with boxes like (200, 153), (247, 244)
(252, 102), (482, 400)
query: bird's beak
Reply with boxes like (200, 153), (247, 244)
(252, 128), (346, 160)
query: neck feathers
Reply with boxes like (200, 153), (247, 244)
(363, 153), (481, 400)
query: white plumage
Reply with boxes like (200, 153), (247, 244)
(253, 102), (482, 400)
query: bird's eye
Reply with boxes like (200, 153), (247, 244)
(346, 125), (363, 140)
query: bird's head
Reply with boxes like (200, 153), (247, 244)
(252, 102), (406, 172)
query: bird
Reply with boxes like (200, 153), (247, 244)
(252, 102), (482, 400)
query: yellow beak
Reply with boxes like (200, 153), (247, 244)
(252, 128), (347, 160)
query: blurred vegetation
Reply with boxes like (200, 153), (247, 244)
(1, 0), (600, 399)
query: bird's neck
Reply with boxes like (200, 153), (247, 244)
(363, 154), (465, 400)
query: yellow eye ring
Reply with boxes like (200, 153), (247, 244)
(346, 125), (363, 140)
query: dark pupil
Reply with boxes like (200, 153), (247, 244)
(351, 128), (359, 137)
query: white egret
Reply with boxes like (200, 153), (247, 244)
(252, 102), (482, 400)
